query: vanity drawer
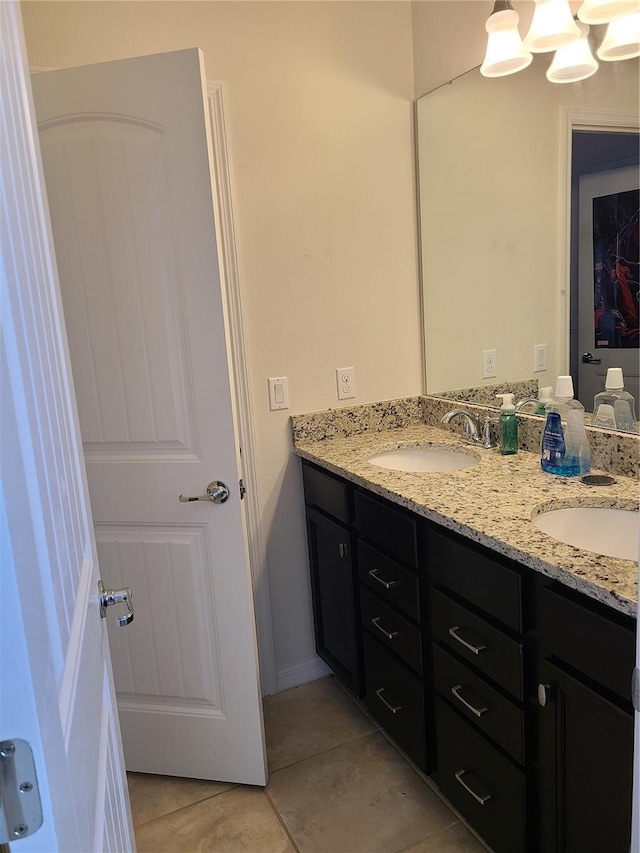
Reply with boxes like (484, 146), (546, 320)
(362, 631), (428, 772)
(538, 584), (635, 704)
(358, 540), (422, 623)
(433, 644), (525, 765)
(361, 586), (424, 676)
(434, 698), (526, 853)
(427, 526), (522, 633)
(355, 490), (418, 569)
(431, 589), (524, 700)
(302, 462), (349, 524)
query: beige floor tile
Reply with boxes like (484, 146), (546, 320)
(266, 731), (457, 853)
(134, 785), (296, 853)
(399, 821), (489, 852)
(263, 676), (375, 772)
(127, 772), (235, 827)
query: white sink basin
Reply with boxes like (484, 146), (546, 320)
(367, 446), (479, 473)
(532, 506), (639, 561)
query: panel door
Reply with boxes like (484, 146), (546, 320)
(32, 48), (267, 784)
(1, 3), (133, 848)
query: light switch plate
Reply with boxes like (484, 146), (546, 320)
(533, 343), (547, 373)
(268, 376), (289, 410)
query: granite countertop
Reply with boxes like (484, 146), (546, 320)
(293, 422), (639, 617)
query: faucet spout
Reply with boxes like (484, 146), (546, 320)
(441, 408), (497, 449)
(441, 409), (481, 441)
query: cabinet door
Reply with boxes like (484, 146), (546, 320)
(537, 659), (633, 853)
(306, 508), (360, 694)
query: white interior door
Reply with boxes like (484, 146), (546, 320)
(31, 48), (267, 784)
(1, 3), (134, 850)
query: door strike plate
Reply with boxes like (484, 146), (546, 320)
(0, 739), (43, 843)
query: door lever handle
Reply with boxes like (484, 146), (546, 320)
(178, 481), (230, 504)
(582, 351), (602, 365)
(98, 580), (134, 627)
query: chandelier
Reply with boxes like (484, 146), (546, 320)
(480, 0), (640, 83)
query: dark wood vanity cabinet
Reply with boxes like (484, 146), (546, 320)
(427, 527), (530, 853)
(354, 489), (432, 773)
(300, 460), (636, 852)
(535, 583), (635, 853)
(303, 463), (361, 695)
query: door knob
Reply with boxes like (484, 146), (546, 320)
(178, 481), (230, 504)
(98, 580), (134, 627)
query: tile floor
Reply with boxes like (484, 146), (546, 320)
(128, 677), (487, 853)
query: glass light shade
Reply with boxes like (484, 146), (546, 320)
(481, 8), (533, 77)
(523, 0), (582, 52)
(597, 11), (640, 58)
(547, 21), (599, 81)
(577, 0), (639, 25)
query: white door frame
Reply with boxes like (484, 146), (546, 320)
(206, 84), (277, 696)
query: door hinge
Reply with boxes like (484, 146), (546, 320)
(239, 478), (246, 500)
(632, 667), (640, 713)
(0, 740), (43, 843)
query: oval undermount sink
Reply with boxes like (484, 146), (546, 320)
(532, 507), (639, 561)
(367, 446), (479, 473)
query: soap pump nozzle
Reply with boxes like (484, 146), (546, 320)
(496, 393), (516, 412)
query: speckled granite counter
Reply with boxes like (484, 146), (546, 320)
(292, 419), (639, 617)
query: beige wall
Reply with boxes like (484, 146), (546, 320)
(412, 0), (492, 96)
(22, 1), (422, 686)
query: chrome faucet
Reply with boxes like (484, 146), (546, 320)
(515, 397), (540, 412)
(441, 409), (497, 449)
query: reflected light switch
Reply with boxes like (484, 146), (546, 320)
(268, 376), (289, 411)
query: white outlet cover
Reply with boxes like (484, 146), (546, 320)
(336, 367), (356, 400)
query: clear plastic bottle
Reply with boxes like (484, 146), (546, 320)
(536, 386), (553, 416)
(496, 393), (518, 455)
(541, 376), (590, 477)
(593, 368), (637, 432)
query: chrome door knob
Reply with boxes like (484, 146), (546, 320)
(178, 481), (230, 504)
(98, 580), (134, 627)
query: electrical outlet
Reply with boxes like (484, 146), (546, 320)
(336, 367), (356, 400)
(533, 343), (547, 373)
(482, 349), (497, 379)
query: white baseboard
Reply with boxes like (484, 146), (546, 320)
(275, 657), (332, 693)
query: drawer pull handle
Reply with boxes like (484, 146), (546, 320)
(451, 684), (489, 718)
(368, 568), (399, 590)
(371, 616), (399, 641)
(448, 625), (487, 656)
(338, 543), (348, 558)
(454, 769), (492, 806)
(375, 687), (402, 714)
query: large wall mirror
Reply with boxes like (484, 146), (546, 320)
(416, 53), (639, 421)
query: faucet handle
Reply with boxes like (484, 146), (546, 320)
(480, 414), (498, 449)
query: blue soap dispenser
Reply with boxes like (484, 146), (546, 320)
(496, 393), (518, 455)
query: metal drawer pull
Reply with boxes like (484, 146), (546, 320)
(371, 616), (399, 641)
(375, 687), (402, 714)
(338, 543), (348, 558)
(448, 625), (487, 655)
(368, 568), (399, 590)
(454, 769), (492, 805)
(451, 684), (489, 718)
